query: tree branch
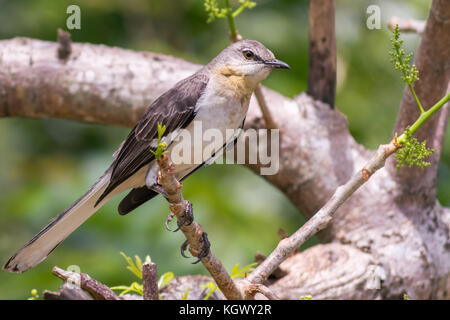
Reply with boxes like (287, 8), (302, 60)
(268, 243), (382, 299)
(0, 37), (199, 127)
(51, 266), (120, 300)
(307, 0), (336, 108)
(247, 139), (399, 284)
(156, 154), (244, 300)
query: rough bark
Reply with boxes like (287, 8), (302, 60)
(307, 0), (336, 108)
(142, 262), (159, 300)
(1, 1), (449, 299)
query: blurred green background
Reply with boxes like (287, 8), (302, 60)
(0, 0), (448, 299)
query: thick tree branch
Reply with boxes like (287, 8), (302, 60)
(268, 243), (382, 299)
(0, 37), (199, 126)
(387, 0), (450, 208)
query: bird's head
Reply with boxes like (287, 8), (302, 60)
(210, 40), (290, 87)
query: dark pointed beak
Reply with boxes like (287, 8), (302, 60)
(264, 59), (291, 69)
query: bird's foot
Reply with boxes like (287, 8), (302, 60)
(165, 201), (193, 232)
(174, 201), (194, 232)
(180, 232), (210, 264)
(193, 232), (211, 264)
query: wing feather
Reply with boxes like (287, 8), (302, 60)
(95, 72), (208, 205)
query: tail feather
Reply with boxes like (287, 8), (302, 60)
(118, 187), (159, 216)
(3, 172), (112, 273)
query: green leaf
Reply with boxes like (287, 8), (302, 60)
(200, 281), (218, 300)
(149, 123), (168, 159)
(158, 272), (174, 289)
(230, 262), (257, 278)
(180, 288), (190, 300)
(134, 255), (143, 273)
(111, 282), (144, 296)
(119, 251), (143, 279)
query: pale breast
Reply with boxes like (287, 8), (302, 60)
(165, 77), (251, 172)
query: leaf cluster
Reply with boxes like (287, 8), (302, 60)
(150, 123), (168, 159)
(389, 24), (419, 85)
(204, 0), (256, 23)
(110, 252), (174, 298)
(395, 128), (435, 170)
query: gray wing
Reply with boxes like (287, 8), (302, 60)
(95, 72), (208, 205)
(117, 118), (246, 215)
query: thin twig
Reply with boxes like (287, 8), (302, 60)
(156, 154), (243, 300)
(253, 85), (278, 130)
(388, 16), (426, 35)
(239, 280), (280, 300)
(247, 140), (400, 284)
(254, 251), (287, 279)
(52, 266), (120, 300)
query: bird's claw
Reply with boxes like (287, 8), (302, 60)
(192, 232), (210, 264)
(173, 202), (194, 232)
(179, 232), (210, 264)
(165, 213), (175, 231)
(181, 240), (190, 258)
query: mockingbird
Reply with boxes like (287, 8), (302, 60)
(4, 39), (290, 273)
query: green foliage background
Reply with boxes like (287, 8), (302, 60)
(0, 0), (447, 299)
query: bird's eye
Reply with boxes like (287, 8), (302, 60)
(243, 50), (254, 60)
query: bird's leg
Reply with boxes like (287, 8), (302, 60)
(165, 199), (193, 232)
(150, 170), (169, 199)
(180, 240), (190, 258)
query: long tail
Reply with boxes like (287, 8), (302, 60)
(3, 172), (112, 273)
